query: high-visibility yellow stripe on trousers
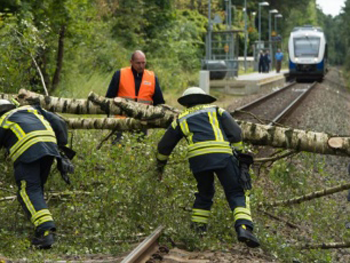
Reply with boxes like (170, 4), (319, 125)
(191, 208), (210, 224)
(31, 209), (54, 227)
(233, 207), (252, 223)
(20, 181), (54, 227)
(20, 181), (36, 216)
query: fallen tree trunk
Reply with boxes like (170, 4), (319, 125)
(16, 89), (109, 114)
(65, 118), (350, 157)
(0, 94), (16, 100)
(66, 117), (171, 130)
(15, 90), (179, 118)
(237, 121), (350, 156)
(88, 92), (179, 122)
(4, 91), (350, 156)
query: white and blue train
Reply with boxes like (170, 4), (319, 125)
(288, 25), (327, 81)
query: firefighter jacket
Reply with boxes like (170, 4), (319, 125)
(118, 67), (156, 105)
(157, 104), (243, 173)
(0, 105), (68, 164)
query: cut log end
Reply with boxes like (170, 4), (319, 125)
(114, 97), (123, 103)
(328, 137), (345, 149)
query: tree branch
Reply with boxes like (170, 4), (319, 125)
(258, 208), (301, 229)
(0, 191), (91, 202)
(298, 242), (350, 250)
(255, 150), (297, 163)
(259, 181), (350, 207)
(30, 53), (49, 96)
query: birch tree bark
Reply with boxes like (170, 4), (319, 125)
(14, 90), (179, 119)
(64, 118), (350, 156)
(87, 92), (180, 121)
(3, 90), (350, 157)
(237, 121), (350, 156)
(0, 94), (16, 100)
(16, 89), (108, 114)
(66, 117), (168, 130)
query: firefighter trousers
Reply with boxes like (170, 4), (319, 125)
(192, 157), (253, 230)
(14, 156), (56, 233)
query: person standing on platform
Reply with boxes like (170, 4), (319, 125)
(258, 50), (265, 73)
(275, 49), (284, 73)
(263, 50), (271, 73)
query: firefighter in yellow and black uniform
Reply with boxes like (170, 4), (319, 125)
(156, 87), (260, 248)
(0, 99), (73, 249)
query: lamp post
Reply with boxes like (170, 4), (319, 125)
(244, 0), (248, 72)
(258, 2), (269, 48)
(207, 0), (212, 61)
(269, 9), (278, 44)
(269, 9), (278, 70)
(274, 14), (283, 32)
(252, 11), (257, 28)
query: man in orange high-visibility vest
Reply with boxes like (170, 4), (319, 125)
(106, 50), (165, 142)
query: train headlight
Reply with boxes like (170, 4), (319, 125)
(295, 58), (299, 62)
(314, 58), (318, 62)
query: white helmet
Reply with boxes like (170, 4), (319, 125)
(0, 99), (16, 116)
(177, 87), (216, 107)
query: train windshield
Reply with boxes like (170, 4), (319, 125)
(294, 37), (320, 57)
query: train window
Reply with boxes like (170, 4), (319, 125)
(294, 37), (320, 57)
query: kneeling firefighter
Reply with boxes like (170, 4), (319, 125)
(156, 87), (260, 248)
(0, 99), (75, 249)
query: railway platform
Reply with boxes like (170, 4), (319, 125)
(210, 70), (288, 95)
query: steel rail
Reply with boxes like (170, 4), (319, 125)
(233, 81), (296, 113)
(121, 225), (164, 263)
(267, 81), (317, 126)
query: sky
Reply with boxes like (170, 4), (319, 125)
(316, 0), (345, 16)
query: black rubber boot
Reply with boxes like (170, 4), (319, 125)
(236, 225), (260, 248)
(31, 230), (55, 249)
(190, 222), (207, 235)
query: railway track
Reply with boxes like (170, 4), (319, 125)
(232, 81), (318, 126)
(121, 226), (167, 263)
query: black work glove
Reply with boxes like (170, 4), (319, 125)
(236, 152), (254, 191)
(239, 163), (252, 190)
(156, 159), (167, 181)
(57, 153), (74, 185)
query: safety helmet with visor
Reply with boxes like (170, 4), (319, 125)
(0, 99), (16, 117)
(177, 87), (217, 107)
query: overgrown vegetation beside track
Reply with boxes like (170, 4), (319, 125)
(0, 128), (348, 262)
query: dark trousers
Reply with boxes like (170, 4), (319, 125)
(258, 62), (265, 73)
(276, 60), (282, 73)
(193, 158), (253, 229)
(14, 156), (56, 233)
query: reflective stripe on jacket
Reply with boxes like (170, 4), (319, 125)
(118, 67), (156, 105)
(0, 106), (58, 162)
(177, 104), (233, 158)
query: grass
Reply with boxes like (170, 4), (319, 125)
(0, 68), (347, 262)
(0, 128), (346, 262)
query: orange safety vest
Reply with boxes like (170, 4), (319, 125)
(118, 67), (156, 105)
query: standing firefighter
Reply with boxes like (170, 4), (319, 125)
(0, 100), (74, 249)
(156, 87), (260, 248)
